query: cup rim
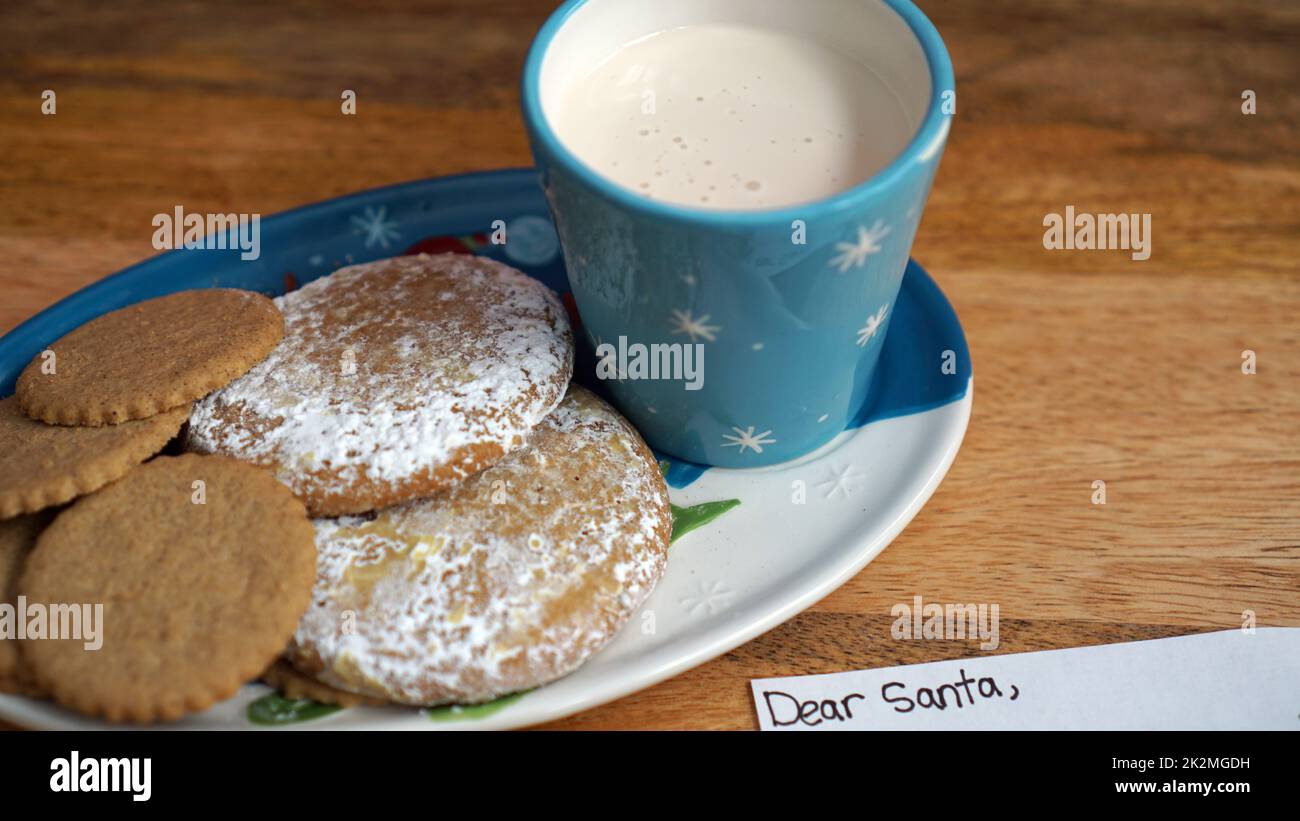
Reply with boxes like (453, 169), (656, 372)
(521, 0), (954, 226)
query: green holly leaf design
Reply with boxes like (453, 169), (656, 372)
(659, 460), (740, 543)
(247, 693), (342, 725)
(670, 499), (740, 543)
(425, 690), (527, 722)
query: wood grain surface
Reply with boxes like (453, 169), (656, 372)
(0, 0), (1296, 730)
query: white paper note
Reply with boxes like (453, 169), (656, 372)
(751, 628), (1300, 730)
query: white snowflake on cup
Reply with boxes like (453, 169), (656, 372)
(350, 205), (401, 249)
(669, 308), (720, 342)
(856, 303), (889, 347)
(721, 425), (776, 455)
(829, 219), (891, 272)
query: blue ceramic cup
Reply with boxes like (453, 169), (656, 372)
(522, 0), (953, 467)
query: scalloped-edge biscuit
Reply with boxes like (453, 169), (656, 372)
(186, 253), (574, 517)
(17, 288), (284, 426)
(18, 454), (316, 723)
(0, 397), (189, 520)
(286, 385), (672, 706)
(0, 510), (53, 697)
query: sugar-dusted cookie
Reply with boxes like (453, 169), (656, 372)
(261, 659), (386, 708)
(286, 386), (672, 705)
(18, 454), (316, 723)
(186, 253), (574, 517)
(0, 511), (53, 696)
(16, 289), (283, 426)
(0, 396), (189, 519)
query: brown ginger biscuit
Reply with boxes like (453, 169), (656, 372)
(285, 385), (672, 706)
(17, 288), (284, 426)
(18, 454), (316, 723)
(186, 253), (574, 517)
(0, 670), (44, 698)
(0, 511), (53, 696)
(0, 396), (189, 519)
(261, 659), (386, 708)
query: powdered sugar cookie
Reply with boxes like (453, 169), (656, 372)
(186, 253), (573, 517)
(285, 386), (672, 705)
(260, 659), (386, 708)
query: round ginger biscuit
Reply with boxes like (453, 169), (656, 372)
(285, 385), (672, 705)
(0, 510), (53, 696)
(17, 288), (284, 426)
(18, 454), (317, 723)
(186, 253), (574, 517)
(0, 396), (189, 519)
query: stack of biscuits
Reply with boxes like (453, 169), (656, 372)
(0, 253), (672, 723)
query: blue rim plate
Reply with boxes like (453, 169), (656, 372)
(0, 169), (972, 729)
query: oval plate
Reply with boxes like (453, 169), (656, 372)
(0, 169), (971, 730)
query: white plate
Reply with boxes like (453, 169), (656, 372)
(0, 388), (970, 730)
(0, 170), (971, 729)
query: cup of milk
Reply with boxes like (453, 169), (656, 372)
(523, 0), (953, 467)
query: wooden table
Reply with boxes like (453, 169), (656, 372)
(1, 0), (1296, 730)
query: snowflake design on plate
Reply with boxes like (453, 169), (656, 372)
(503, 215), (560, 266)
(679, 580), (735, 616)
(856, 303), (889, 347)
(721, 425), (776, 455)
(817, 464), (864, 500)
(829, 219), (891, 272)
(669, 308), (720, 342)
(350, 205), (401, 249)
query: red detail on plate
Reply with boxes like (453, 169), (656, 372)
(284, 272), (298, 293)
(561, 292), (583, 333)
(403, 234), (487, 257)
